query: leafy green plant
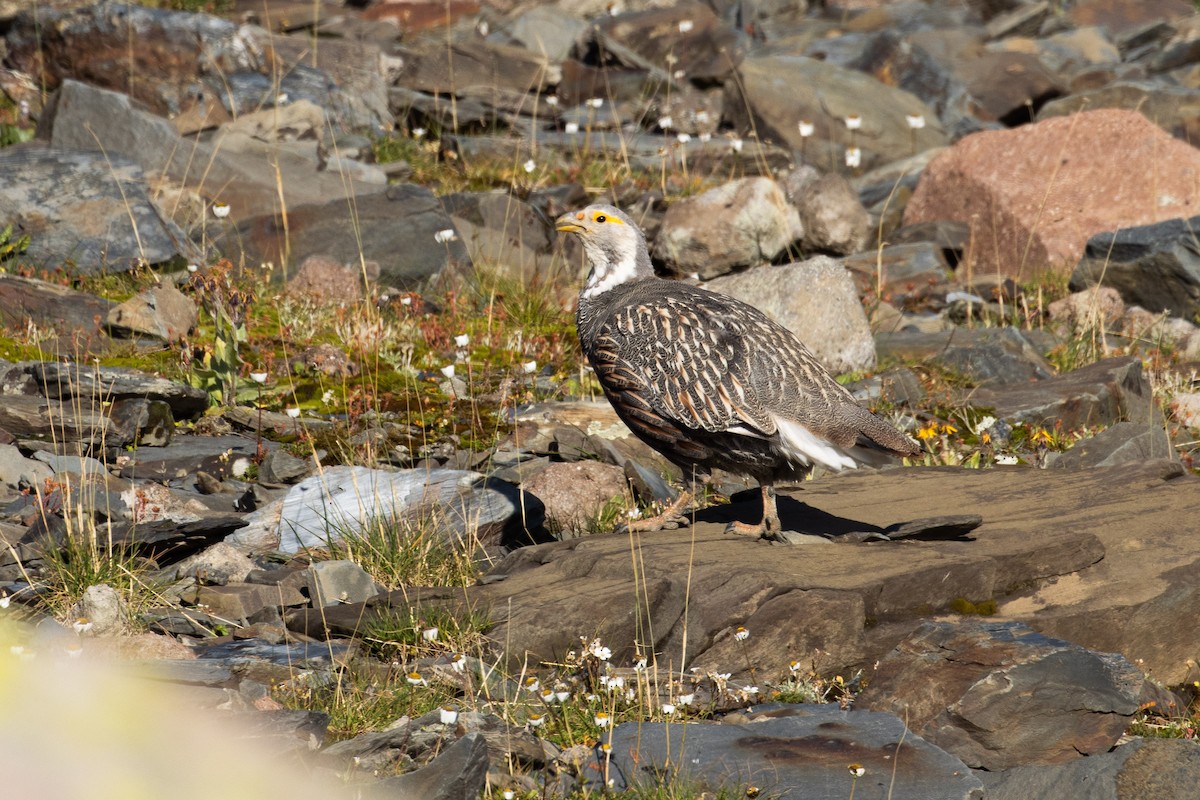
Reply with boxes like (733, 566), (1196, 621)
(0, 224), (30, 262)
(184, 259), (255, 406)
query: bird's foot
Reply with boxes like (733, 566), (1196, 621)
(724, 519), (768, 537)
(618, 491), (693, 533)
(724, 511), (783, 540)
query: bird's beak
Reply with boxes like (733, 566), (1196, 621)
(555, 213), (586, 234)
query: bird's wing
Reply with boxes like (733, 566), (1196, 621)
(589, 292), (781, 440)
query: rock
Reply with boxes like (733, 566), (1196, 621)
(107, 283), (197, 342)
(593, 704), (983, 799)
(981, 736), (1200, 800)
(858, 620), (1145, 770)
(875, 328), (1055, 386)
(219, 184), (472, 291)
(308, 560), (379, 607)
(108, 398), (175, 448)
(187, 582), (305, 622)
(174, 542), (257, 585)
(227, 466), (543, 554)
(1024, 26), (1122, 77)
(363, 732), (490, 800)
(1047, 286), (1126, 330)
(511, 401), (681, 480)
(904, 109), (1200, 280)
(953, 50), (1064, 126)
(0, 276), (114, 346)
(789, 171), (870, 255)
(500, 6), (588, 63)
(652, 177), (802, 279)
(1070, 216), (1200, 319)
(397, 39), (553, 95)
(258, 449), (312, 485)
(704, 256), (878, 374)
(69, 584), (128, 636)
(1118, 306), (1200, 353)
(0, 394), (114, 448)
(521, 460), (629, 534)
(1039, 81), (1200, 140)
(0, 443), (53, 490)
(464, 459), (1200, 683)
(25, 361), (208, 421)
(440, 192), (557, 282)
(842, 243), (953, 310)
(115, 433), (266, 481)
(11, 5), (383, 131)
(40, 80), (386, 226)
(287, 256), (370, 303)
(968, 356), (1155, 428)
(0, 145), (199, 272)
(1172, 392), (1200, 429)
(727, 55), (947, 172)
(587, 3), (742, 83)
(1045, 422), (1174, 468)
(1067, 0), (1195, 36)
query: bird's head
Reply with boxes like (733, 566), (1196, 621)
(556, 204), (655, 300)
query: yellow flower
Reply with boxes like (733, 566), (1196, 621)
(941, 423), (958, 435)
(916, 424), (939, 441)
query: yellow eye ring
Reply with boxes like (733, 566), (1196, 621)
(596, 214), (607, 223)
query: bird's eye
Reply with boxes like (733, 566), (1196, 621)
(596, 214), (606, 223)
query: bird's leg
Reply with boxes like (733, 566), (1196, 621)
(725, 484), (779, 537)
(621, 488), (693, 533)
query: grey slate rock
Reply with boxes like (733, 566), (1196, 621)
(589, 704), (983, 799)
(218, 183), (472, 292)
(0, 145), (199, 272)
(859, 621), (1144, 770)
(0, 276), (114, 342)
(1045, 422), (1174, 468)
(969, 356), (1157, 429)
(1070, 216), (1200, 319)
(27, 361), (208, 420)
(116, 434), (267, 481)
(875, 328), (1054, 386)
(362, 732), (490, 800)
(108, 398), (174, 448)
(308, 560), (379, 607)
(980, 737), (1200, 800)
(843, 242), (954, 310)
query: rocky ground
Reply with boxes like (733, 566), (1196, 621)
(3, 0), (1200, 798)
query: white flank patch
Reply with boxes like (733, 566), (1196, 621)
(773, 415), (858, 472)
(582, 255), (640, 299)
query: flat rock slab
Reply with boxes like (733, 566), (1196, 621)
(981, 737), (1200, 800)
(593, 704), (983, 800)
(0, 145), (198, 271)
(473, 460), (1197, 683)
(859, 621), (1143, 770)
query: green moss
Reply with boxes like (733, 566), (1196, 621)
(948, 597), (997, 616)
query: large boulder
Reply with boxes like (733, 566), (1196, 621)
(903, 109), (1200, 280)
(652, 177), (802, 279)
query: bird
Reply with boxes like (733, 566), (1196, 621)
(556, 202), (920, 537)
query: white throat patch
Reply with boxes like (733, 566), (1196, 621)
(582, 254), (640, 300)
